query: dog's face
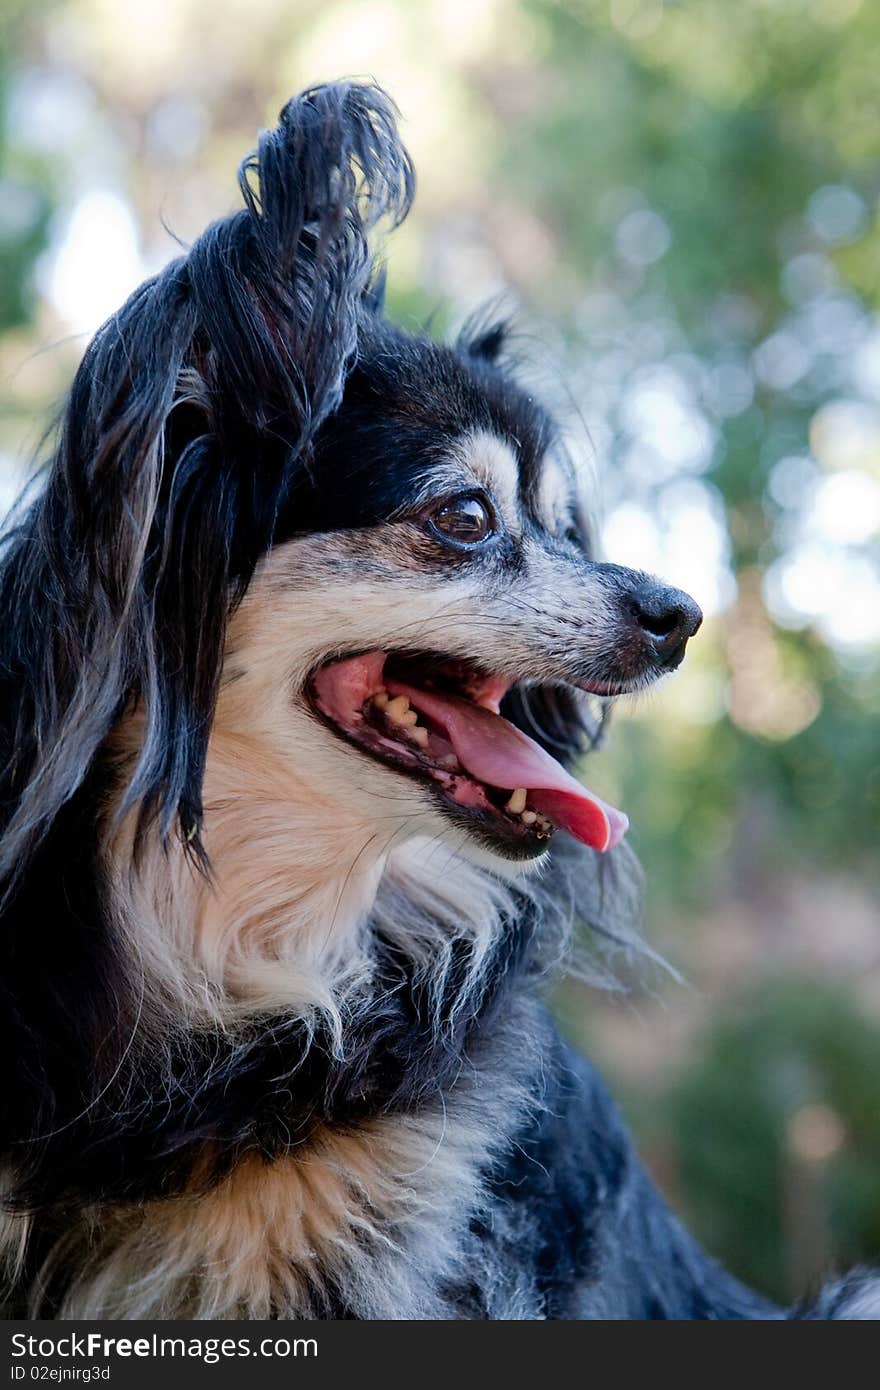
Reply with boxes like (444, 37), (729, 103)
(212, 320), (702, 870)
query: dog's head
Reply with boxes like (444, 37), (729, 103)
(0, 82), (700, 897)
(216, 312), (702, 874)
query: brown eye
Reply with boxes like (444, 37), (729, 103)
(428, 495), (494, 548)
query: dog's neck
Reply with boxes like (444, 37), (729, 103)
(105, 713), (525, 1037)
(106, 728), (390, 1027)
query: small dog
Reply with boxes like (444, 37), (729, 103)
(0, 82), (875, 1319)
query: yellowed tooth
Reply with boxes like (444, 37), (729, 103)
(372, 690), (389, 710)
(386, 694), (411, 723)
(410, 725), (429, 749)
(505, 788), (527, 815)
(521, 810), (537, 826)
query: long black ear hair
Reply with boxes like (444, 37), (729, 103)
(0, 82), (414, 896)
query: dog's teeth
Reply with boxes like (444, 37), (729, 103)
(409, 725), (429, 749)
(521, 810), (537, 826)
(372, 689), (389, 710)
(534, 813), (553, 839)
(439, 754), (460, 770)
(505, 788), (527, 815)
(386, 695), (412, 723)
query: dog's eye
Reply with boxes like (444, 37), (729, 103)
(427, 495), (494, 548)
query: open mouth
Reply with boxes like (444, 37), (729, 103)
(308, 651), (628, 859)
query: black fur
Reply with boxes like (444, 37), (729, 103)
(0, 81), (876, 1321)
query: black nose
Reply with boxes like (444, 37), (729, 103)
(626, 580), (702, 668)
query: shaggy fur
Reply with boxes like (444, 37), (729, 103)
(0, 82), (876, 1320)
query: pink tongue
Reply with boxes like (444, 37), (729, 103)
(385, 679), (628, 853)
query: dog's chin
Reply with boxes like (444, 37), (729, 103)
(433, 801), (553, 865)
(312, 724), (556, 866)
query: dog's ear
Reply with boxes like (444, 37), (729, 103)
(0, 83), (414, 892)
(466, 322), (507, 362)
(459, 311), (510, 364)
(189, 83), (413, 485)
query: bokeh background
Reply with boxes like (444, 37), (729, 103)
(2, 0), (879, 1304)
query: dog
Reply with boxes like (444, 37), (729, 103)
(0, 81), (876, 1320)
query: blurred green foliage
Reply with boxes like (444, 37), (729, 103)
(0, 8), (50, 332)
(667, 983), (880, 1300)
